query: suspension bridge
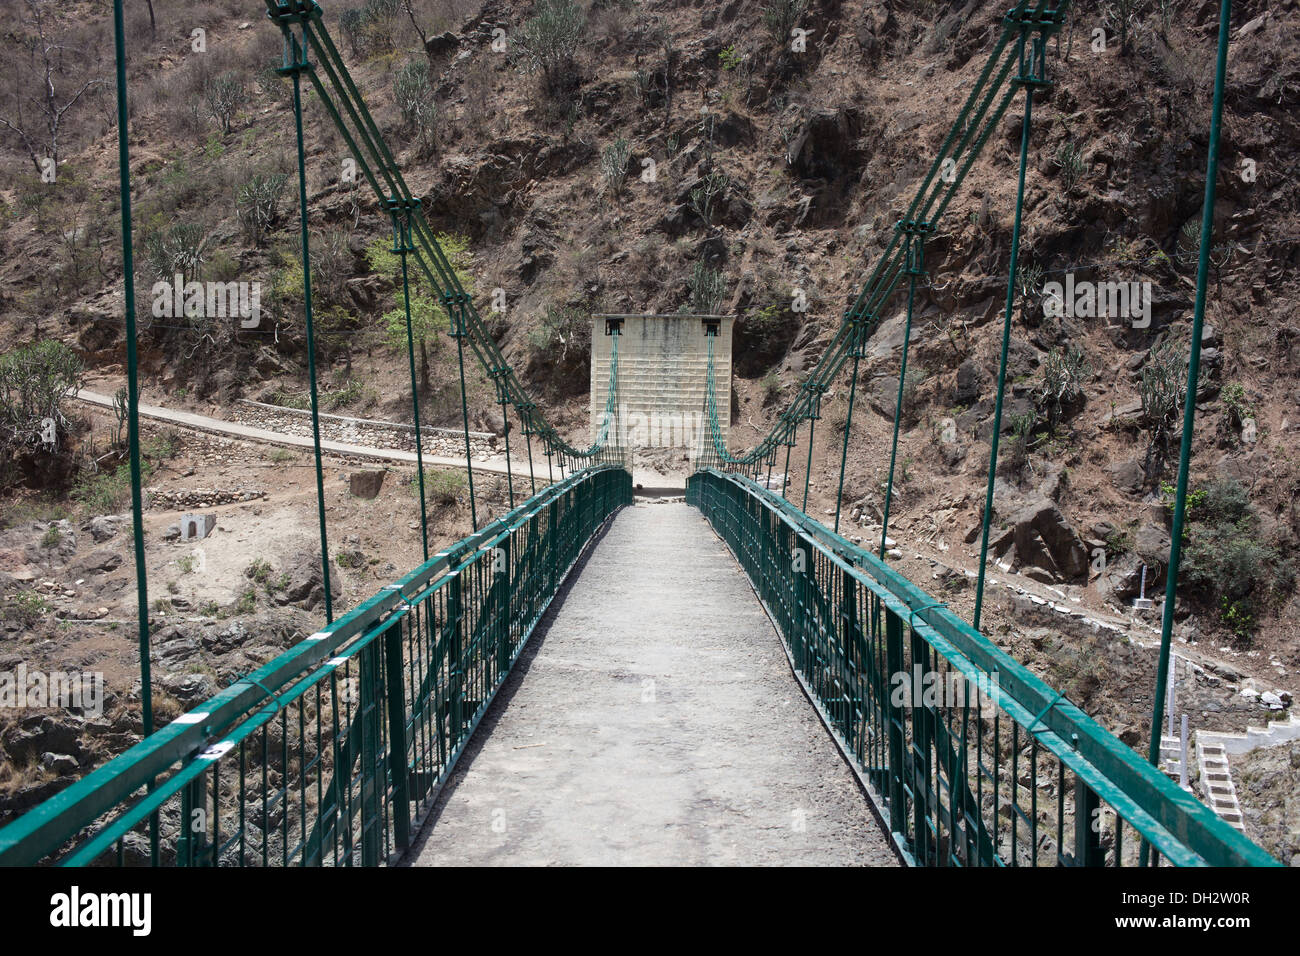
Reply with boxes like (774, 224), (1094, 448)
(0, 0), (1279, 866)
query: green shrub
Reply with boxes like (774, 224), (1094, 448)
(420, 469), (467, 505)
(1139, 340), (1182, 436)
(234, 588), (257, 615)
(0, 339), (83, 464)
(517, 0), (587, 97)
(393, 59), (438, 156)
(142, 432), (180, 462)
(143, 221), (209, 282)
(72, 461), (152, 515)
(528, 305), (590, 366)
(1053, 141), (1086, 195)
(762, 0), (809, 45)
(1179, 477), (1293, 641)
(269, 389), (310, 410)
(688, 169), (730, 227)
(236, 172), (290, 246)
(600, 138), (630, 197)
(1038, 344), (1089, 430)
(3, 590), (52, 627)
(340, 8), (367, 57)
(1221, 381), (1255, 435)
(204, 73), (246, 135)
(688, 262), (726, 314)
(324, 380), (378, 411)
(335, 550), (365, 569)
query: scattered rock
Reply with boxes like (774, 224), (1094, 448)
(276, 550), (341, 612)
(67, 549), (123, 576)
(89, 516), (120, 543)
(40, 752), (79, 775)
(954, 359), (984, 404)
(1134, 521), (1171, 566)
(1106, 458), (1145, 494)
(991, 498), (1089, 582)
(159, 671), (217, 703)
(2, 714), (84, 763)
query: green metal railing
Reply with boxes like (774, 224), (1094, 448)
(0, 466), (631, 866)
(687, 470), (1277, 867)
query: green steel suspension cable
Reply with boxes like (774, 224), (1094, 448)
(972, 24), (1050, 631)
(449, 296), (479, 531)
(110, 0), (151, 744)
(279, 22), (333, 623)
(264, 1), (617, 470)
(833, 324), (865, 534)
(493, 367), (516, 509)
(879, 224), (931, 558)
(697, 1), (1069, 474)
(781, 436), (793, 499)
(389, 197), (429, 561)
(1142, 0), (1233, 867)
(111, 0), (158, 867)
(801, 387), (822, 513)
(521, 402), (537, 495)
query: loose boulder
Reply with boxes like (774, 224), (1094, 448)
(991, 498), (1090, 582)
(349, 470), (386, 499)
(276, 550), (342, 612)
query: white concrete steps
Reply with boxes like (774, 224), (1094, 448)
(1196, 740), (1246, 832)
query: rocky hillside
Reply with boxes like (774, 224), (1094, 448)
(1, 0), (1299, 846)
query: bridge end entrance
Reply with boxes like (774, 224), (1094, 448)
(590, 313), (734, 494)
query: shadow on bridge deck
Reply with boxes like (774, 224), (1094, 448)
(406, 501), (896, 866)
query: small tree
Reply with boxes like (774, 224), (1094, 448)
(383, 293), (444, 393)
(370, 231), (473, 391)
(600, 138), (630, 197)
(339, 8), (367, 57)
(236, 172), (290, 246)
(762, 0), (810, 46)
(688, 262), (726, 314)
(1038, 344), (1089, 431)
(689, 169), (730, 228)
(393, 59), (438, 157)
(0, 339), (83, 467)
(204, 73), (246, 135)
(0, 0), (104, 175)
(517, 0), (587, 97)
(362, 0), (402, 52)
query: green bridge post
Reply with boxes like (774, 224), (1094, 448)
(1143, 0), (1233, 867)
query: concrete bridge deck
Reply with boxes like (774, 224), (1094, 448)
(410, 501), (895, 866)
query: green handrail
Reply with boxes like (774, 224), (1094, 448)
(0, 466), (631, 866)
(687, 469), (1278, 867)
